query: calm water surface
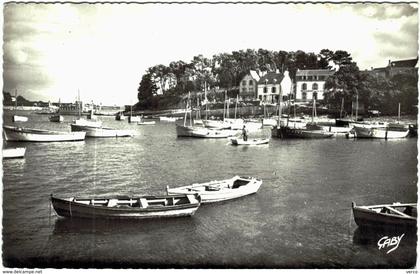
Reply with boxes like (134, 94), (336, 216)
(2, 111), (418, 268)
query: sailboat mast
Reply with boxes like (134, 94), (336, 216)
(312, 99), (315, 124)
(234, 94), (238, 119)
(14, 89), (17, 110)
(398, 102), (401, 123)
(78, 89), (81, 118)
(277, 87), (283, 127)
(204, 81), (208, 121)
(355, 93), (359, 121)
(340, 98), (344, 119)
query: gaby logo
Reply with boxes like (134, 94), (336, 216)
(377, 234), (404, 254)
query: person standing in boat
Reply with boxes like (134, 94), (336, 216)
(242, 125), (248, 141)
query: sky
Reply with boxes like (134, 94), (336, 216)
(3, 2), (418, 106)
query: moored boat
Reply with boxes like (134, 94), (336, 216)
(167, 176), (263, 204)
(12, 115), (28, 122)
(115, 112), (126, 121)
(137, 121), (156, 125)
(72, 118), (102, 128)
(230, 137), (269, 146)
(49, 114), (64, 123)
(353, 125), (409, 139)
(176, 124), (234, 138)
(352, 202), (417, 228)
(128, 115), (141, 123)
(3, 125), (86, 142)
(51, 194), (201, 219)
(271, 124), (334, 139)
(3, 147), (26, 159)
(70, 124), (135, 138)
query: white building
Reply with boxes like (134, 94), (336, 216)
(295, 69), (335, 102)
(257, 70), (292, 104)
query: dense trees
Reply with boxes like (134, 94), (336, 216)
(137, 49), (418, 115)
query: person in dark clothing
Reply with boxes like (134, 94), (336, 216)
(242, 125), (248, 141)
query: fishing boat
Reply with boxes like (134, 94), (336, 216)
(49, 114), (64, 123)
(352, 202), (417, 228)
(50, 193), (201, 219)
(70, 124), (135, 138)
(12, 115), (28, 122)
(3, 125), (86, 142)
(3, 147), (26, 159)
(115, 112), (126, 121)
(167, 176), (263, 204)
(230, 137), (269, 146)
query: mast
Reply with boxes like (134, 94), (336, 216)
(277, 86), (283, 128)
(183, 92), (190, 127)
(355, 93), (359, 121)
(77, 89), (81, 118)
(340, 98), (344, 118)
(14, 89), (17, 110)
(312, 99), (315, 124)
(204, 81), (208, 121)
(223, 90), (226, 121)
(234, 94), (238, 119)
(398, 102), (401, 123)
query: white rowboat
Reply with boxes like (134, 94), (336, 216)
(3, 125), (86, 142)
(3, 147), (26, 158)
(230, 138), (269, 146)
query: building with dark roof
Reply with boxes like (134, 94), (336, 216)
(367, 57), (418, 78)
(256, 70), (292, 104)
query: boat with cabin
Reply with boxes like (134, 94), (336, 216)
(352, 202), (417, 228)
(3, 125), (86, 142)
(50, 193), (201, 219)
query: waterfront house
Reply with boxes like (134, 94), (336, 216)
(239, 70), (261, 101)
(256, 70), (292, 104)
(367, 57), (418, 79)
(295, 69), (335, 102)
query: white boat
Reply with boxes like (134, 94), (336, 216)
(3, 147), (26, 159)
(128, 116), (141, 123)
(137, 121), (156, 125)
(224, 118), (244, 130)
(12, 115), (28, 122)
(70, 124), (135, 138)
(353, 126), (409, 139)
(49, 114), (64, 123)
(321, 125), (352, 136)
(160, 116), (181, 122)
(3, 125), (86, 142)
(72, 118), (102, 128)
(230, 137), (269, 146)
(262, 118), (277, 127)
(203, 119), (231, 129)
(167, 176), (263, 204)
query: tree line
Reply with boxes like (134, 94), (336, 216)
(137, 49), (418, 115)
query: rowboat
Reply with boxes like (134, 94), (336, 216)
(3, 147), (26, 158)
(230, 138), (269, 146)
(176, 124), (234, 138)
(159, 116), (180, 122)
(12, 115), (28, 122)
(167, 176), (263, 204)
(70, 124), (135, 138)
(137, 121), (156, 125)
(51, 194), (201, 219)
(353, 125), (409, 139)
(49, 114), (64, 123)
(3, 125), (86, 142)
(352, 202), (417, 228)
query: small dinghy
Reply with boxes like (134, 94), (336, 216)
(12, 115), (28, 122)
(167, 176), (263, 204)
(230, 137), (269, 146)
(3, 147), (26, 159)
(352, 202), (417, 228)
(51, 194), (201, 219)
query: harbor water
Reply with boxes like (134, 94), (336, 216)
(2, 110), (418, 268)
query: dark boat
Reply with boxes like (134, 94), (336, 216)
(271, 124), (334, 139)
(51, 194), (201, 220)
(352, 202), (417, 228)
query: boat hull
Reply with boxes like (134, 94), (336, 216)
(167, 176), (262, 204)
(3, 126), (86, 142)
(128, 116), (141, 123)
(51, 195), (200, 220)
(230, 138), (269, 146)
(3, 147), (26, 158)
(70, 124), (134, 138)
(352, 203), (417, 228)
(12, 115), (28, 122)
(176, 124), (233, 138)
(354, 126), (409, 139)
(271, 126), (334, 139)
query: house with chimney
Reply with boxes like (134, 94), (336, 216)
(256, 70), (292, 104)
(295, 69), (335, 102)
(238, 70), (262, 101)
(368, 57), (418, 79)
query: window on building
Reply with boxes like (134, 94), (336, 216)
(312, 83), (318, 90)
(249, 80), (253, 85)
(302, 83), (307, 90)
(259, 95), (262, 100)
(249, 87), (253, 92)
(263, 95), (267, 101)
(314, 76), (318, 80)
(242, 88), (247, 93)
(313, 92), (318, 100)
(242, 80), (247, 86)
(271, 87), (276, 93)
(302, 92), (307, 100)
(308, 76), (312, 81)
(275, 95), (279, 101)
(263, 87), (268, 93)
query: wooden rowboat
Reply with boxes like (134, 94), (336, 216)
(3, 147), (26, 159)
(352, 202), (417, 228)
(51, 194), (201, 219)
(230, 137), (269, 146)
(3, 125), (86, 142)
(167, 176), (262, 204)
